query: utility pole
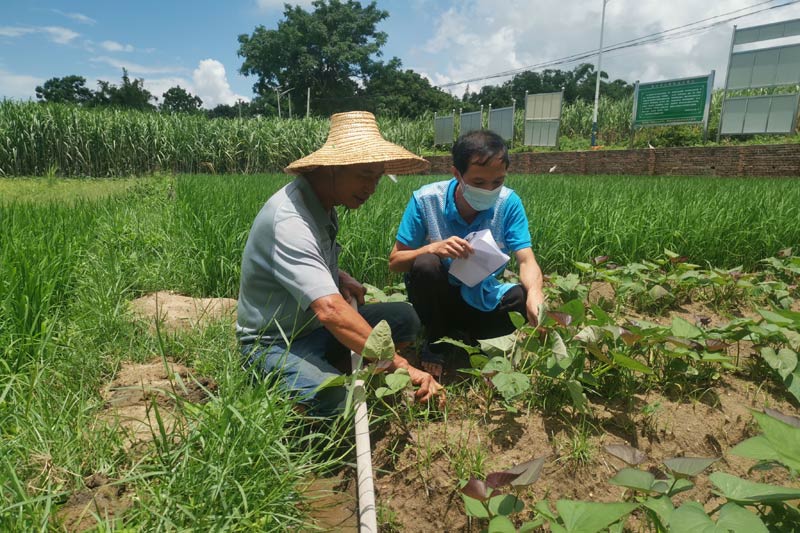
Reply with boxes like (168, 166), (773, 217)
(591, 0), (609, 147)
(276, 87), (293, 119)
(307, 87), (310, 117)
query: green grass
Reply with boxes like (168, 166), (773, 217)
(1, 172), (799, 530)
(0, 176), (138, 204)
(0, 177), (347, 531)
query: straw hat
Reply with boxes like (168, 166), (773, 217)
(284, 111), (430, 175)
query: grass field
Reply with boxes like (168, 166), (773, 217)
(0, 176), (137, 204)
(1, 173), (799, 531)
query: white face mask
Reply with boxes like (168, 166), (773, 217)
(460, 180), (502, 211)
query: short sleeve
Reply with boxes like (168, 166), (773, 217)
(395, 194), (427, 248)
(502, 193), (532, 252)
(271, 214), (340, 310)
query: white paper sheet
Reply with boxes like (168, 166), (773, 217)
(448, 229), (510, 287)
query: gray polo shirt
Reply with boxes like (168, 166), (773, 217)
(236, 176), (340, 344)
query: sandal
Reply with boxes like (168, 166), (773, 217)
(420, 342), (445, 381)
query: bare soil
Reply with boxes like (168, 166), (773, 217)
(369, 296), (800, 532)
(129, 290), (236, 333)
(370, 372), (798, 532)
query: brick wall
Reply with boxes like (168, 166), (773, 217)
(425, 144), (800, 177)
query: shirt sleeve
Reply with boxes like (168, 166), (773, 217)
(395, 193), (427, 248)
(503, 192), (532, 252)
(270, 213), (340, 310)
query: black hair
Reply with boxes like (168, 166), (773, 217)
(451, 129), (509, 175)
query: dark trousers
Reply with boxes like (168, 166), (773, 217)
(407, 253), (526, 348)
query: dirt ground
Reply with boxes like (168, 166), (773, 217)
(128, 290), (237, 332)
(368, 370), (798, 532)
(368, 293), (800, 532)
(60, 291), (798, 532)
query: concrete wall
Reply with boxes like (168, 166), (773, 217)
(425, 144), (800, 177)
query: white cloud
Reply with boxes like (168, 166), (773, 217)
(0, 26), (79, 44)
(101, 40), (135, 53)
(0, 26), (36, 38)
(90, 56), (186, 75)
(142, 77), (194, 103)
(419, 0), (800, 95)
(139, 60), (249, 109)
(256, 0), (314, 10)
(0, 69), (44, 101)
(51, 10), (96, 25)
(192, 59), (249, 108)
(42, 26), (80, 44)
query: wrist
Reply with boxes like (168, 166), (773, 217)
(391, 354), (410, 371)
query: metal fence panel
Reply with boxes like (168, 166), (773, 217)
(488, 106), (515, 142)
(720, 98), (747, 135)
(742, 97), (771, 134)
(459, 111), (482, 136)
(727, 43), (800, 89)
(767, 94), (800, 133)
(525, 92), (562, 120)
(524, 120), (560, 146)
(720, 94), (800, 135)
(434, 115), (454, 145)
(727, 53), (755, 90)
(734, 17), (800, 45)
(777, 45), (800, 85)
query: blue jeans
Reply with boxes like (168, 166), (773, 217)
(240, 302), (420, 417)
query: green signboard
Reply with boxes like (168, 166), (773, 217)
(633, 74), (712, 126)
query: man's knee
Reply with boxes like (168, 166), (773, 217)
(501, 284), (527, 314)
(389, 302), (421, 343)
(409, 253), (446, 284)
(360, 301), (421, 344)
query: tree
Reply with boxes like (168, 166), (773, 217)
(207, 103), (240, 119)
(35, 75), (93, 104)
(91, 69), (156, 111)
(362, 58), (459, 117)
(237, 0), (389, 116)
(462, 64), (634, 109)
(161, 86), (203, 113)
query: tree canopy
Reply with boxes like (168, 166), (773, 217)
(237, 0), (389, 116)
(35, 75), (94, 104)
(91, 69), (156, 111)
(161, 86), (203, 113)
(361, 58), (459, 117)
(462, 64), (634, 109)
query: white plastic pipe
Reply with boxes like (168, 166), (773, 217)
(349, 299), (377, 532)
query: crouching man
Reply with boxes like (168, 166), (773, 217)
(237, 111), (443, 416)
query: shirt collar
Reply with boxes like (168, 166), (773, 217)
(445, 177), (495, 229)
(296, 176), (338, 238)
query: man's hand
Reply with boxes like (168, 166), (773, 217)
(339, 271), (366, 306)
(428, 236), (473, 260)
(406, 365), (445, 405)
(526, 291), (546, 326)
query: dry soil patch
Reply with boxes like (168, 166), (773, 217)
(129, 291), (236, 333)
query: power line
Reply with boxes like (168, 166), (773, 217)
(437, 0), (800, 89)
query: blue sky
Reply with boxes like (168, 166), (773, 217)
(2, 1), (799, 108)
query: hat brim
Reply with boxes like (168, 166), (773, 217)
(284, 139), (430, 175)
(284, 111), (430, 175)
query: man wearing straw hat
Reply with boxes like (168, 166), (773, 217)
(236, 111), (443, 416)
